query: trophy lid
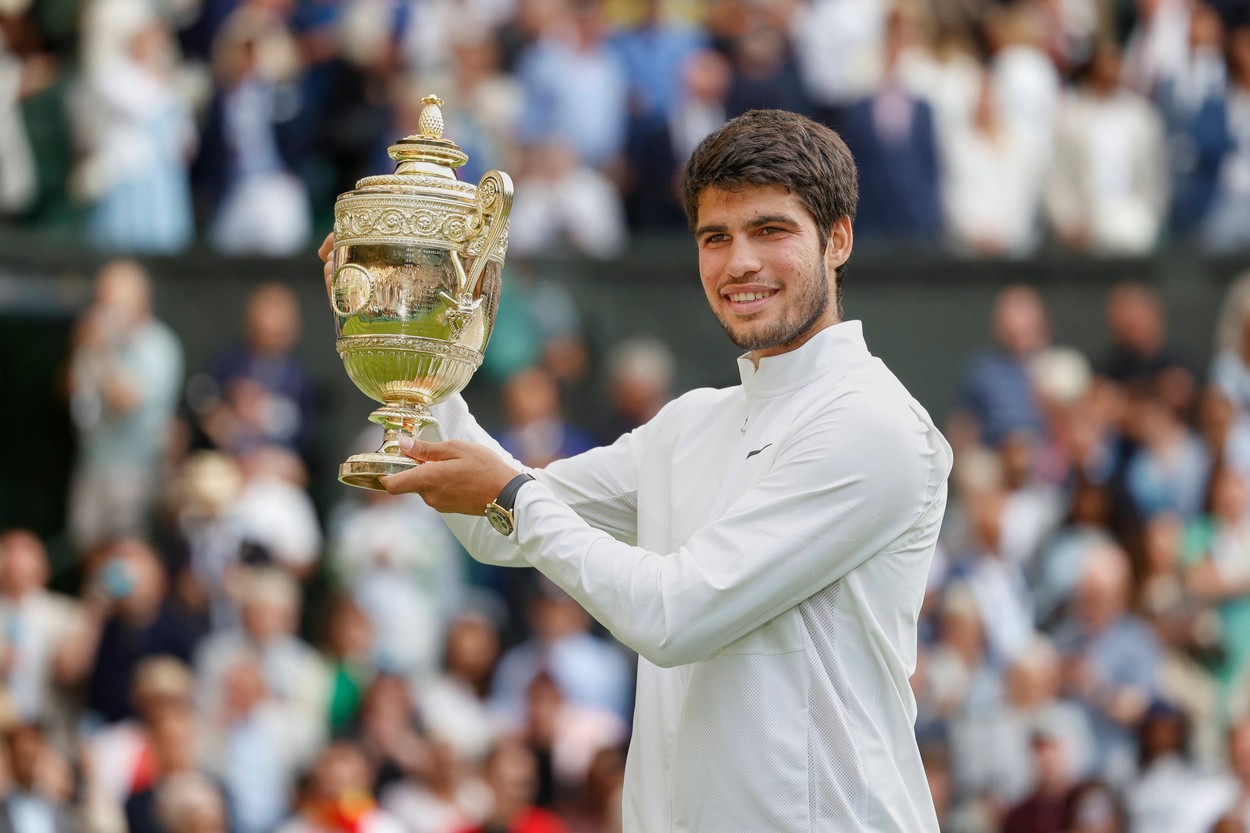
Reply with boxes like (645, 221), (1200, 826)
(374, 95), (469, 182)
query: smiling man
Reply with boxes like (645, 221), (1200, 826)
(363, 109), (953, 832)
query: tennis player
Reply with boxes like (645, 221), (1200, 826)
(326, 108), (953, 832)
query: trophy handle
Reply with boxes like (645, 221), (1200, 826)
(466, 169), (514, 298)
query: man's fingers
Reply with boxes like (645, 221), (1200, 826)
(398, 436), (456, 462)
(380, 463), (433, 496)
(317, 232), (335, 263)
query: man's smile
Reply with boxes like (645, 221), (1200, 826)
(722, 285), (779, 314)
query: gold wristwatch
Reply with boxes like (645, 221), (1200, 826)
(485, 473), (536, 536)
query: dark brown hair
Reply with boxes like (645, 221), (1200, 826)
(681, 109), (858, 253)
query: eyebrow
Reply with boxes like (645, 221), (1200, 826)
(694, 214), (801, 238)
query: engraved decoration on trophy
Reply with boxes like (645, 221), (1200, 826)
(329, 95), (514, 490)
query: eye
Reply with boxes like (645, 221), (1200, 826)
(700, 233), (729, 246)
(759, 226), (785, 236)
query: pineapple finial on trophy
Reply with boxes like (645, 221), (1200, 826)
(417, 95), (445, 139)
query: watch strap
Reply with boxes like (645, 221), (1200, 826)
(495, 473), (536, 512)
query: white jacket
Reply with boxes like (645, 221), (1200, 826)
(432, 320), (952, 832)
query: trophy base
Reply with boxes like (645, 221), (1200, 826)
(338, 453), (419, 491)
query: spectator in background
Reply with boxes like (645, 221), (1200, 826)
(165, 450), (254, 628)
(203, 656), (307, 833)
(1046, 40), (1169, 254)
(67, 259), (183, 553)
(197, 6), (311, 256)
(946, 484), (1037, 666)
(1212, 718), (1250, 827)
(1053, 544), (1163, 782)
(723, 22), (810, 120)
(1211, 272), (1250, 411)
(0, 530), (84, 740)
(455, 739), (569, 833)
(1123, 383), (1210, 521)
(414, 613), (501, 765)
(1065, 780), (1127, 833)
(124, 701), (204, 833)
(839, 8), (941, 243)
(611, 0), (705, 230)
(1123, 0), (1194, 96)
(986, 4), (1061, 171)
(274, 741), (405, 833)
(507, 142), (627, 260)
(1182, 467), (1250, 709)
(380, 733), (491, 833)
(409, 30), (522, 185)
(70, 538), (204, 724)
(73, 0), (194, 254)
(1000, 723), (1078, 833)
(354, 674), (429, 792)
(329, 487), (464, 676)
(1099, 282), (1194, 393)
(515, 0), (627, 171)
(194, 568), (325, 757)
(85, 656), (196, 828)
(1033, 476), (1117, 627)
(0, 22), (42, 217)
(229, 447), (323, 579)
(520, 671), (627, 810)
(917, 586), (1004, 759)
(150, 773), (229, 833)
(595, 336), (675, 444)
(0, 723), (79, 833)
(789, 0), (889, 128)
(950, 284), (1049, 452)
(397, 0), (514, 80)
(480, 261), (589, 386)
(306, 0), (397, 208)
(203, 283), (316, 462)
(497, 367), (595, 470)
(940, 72), (1046, 256)
(1122, 702), (1231, 833)
(319, 594), (376, 734)
(491, 583), (632, 728)
(1205, 26), (1250, 250)
(1157, 4), (1233, 238)
(666, 47), (730, 181)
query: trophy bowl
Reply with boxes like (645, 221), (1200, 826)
(328, 96), (513, 490)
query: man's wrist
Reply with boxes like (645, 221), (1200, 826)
(485, 473), (536, 536)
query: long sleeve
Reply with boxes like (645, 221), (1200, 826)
(427, 395), (643, 567)
(509, 393), (951, 668)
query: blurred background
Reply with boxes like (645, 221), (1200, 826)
(5, 0), (1250, 831)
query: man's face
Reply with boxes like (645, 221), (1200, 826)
(695, 184), (848, 359)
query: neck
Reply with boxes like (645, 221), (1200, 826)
(748, 317), (841, 366)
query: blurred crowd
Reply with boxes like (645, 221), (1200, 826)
(14, 255), (1250, 833)
(0, 255), (675, 833)
(4, 0), (1250, 257)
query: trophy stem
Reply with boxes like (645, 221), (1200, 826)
(338, 402), (440, 491)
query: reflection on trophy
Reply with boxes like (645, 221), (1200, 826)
(328, 95), (513, 490)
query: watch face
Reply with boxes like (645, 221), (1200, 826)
(486, 504), (514, 536)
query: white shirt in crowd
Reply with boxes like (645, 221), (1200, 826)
(429, 321), (953, 832)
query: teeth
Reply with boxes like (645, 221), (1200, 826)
(728, 291), (773, 302)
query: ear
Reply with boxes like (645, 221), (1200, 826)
(824, 216), (853, 273)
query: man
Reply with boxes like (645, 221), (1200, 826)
(319, 109), (952, 831)
(67, 259), (183, 553)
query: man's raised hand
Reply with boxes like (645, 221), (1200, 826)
(318, 232), (335, 298)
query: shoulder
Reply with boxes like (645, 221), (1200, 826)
(793, 364), (952, 490)
(647, 385), (739, 427)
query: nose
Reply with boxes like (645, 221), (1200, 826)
(724, 238), (762, 280)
